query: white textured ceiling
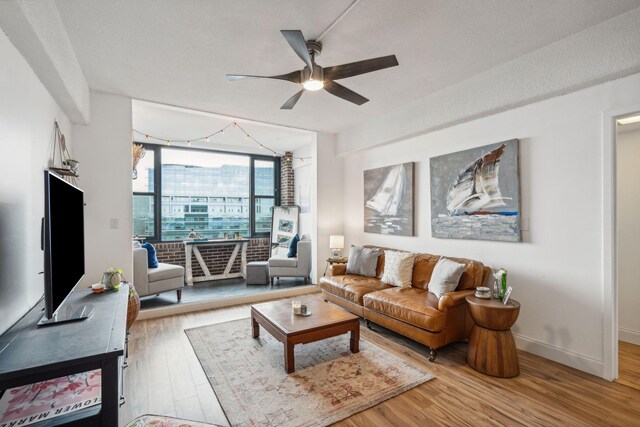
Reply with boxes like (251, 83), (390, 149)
(55, 0), (640, 133)
(132, 100), (315, 155)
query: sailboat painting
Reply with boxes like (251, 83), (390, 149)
(364, 162), (414, 236)
(430, 139), (521, 242)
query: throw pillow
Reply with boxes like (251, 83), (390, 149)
(428, 257), (467, 298)
(132, 240), (142, 248)
(380, 250), (415, 287)
(287, 234), (300, 258)
(142, 242), (159, 269)
(346, 246), (380, 277)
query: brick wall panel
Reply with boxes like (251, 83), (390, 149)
(154, 238), (271, 278)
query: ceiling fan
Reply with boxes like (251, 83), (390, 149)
(226, 30), (399, 110)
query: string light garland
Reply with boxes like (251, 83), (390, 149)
(132, 120), (310, 162)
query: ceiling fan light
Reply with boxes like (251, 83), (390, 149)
(303, 79), (324, 91)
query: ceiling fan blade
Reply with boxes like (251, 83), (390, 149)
(226, 70), (302, 83)
(323, 55), (399, 80)
(281, 89), (304, 110)
(281, 30), (313, 70)
(324, 81), (369, 106)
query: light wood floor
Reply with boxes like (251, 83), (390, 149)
(618, 340), (640, 392)
(121, 294), (640, 426)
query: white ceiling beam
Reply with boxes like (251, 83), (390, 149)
(336, 6), (640, 156)
(0, 0), (90, 124)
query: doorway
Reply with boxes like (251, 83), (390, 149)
(615, 111), (640, 390)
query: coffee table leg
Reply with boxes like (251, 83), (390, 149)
(285, 342), (295, 373)
(251, 316), (259, 338)
(350, 324), (360, 353)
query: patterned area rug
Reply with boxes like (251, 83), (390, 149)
(185, 318), (434, 427)
(125, 414), (222, 426)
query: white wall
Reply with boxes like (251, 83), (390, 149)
(0, 29), (73, 334)
(314, 133), (343, 283)
(337, 72), (640, 378)
(73, 92), (133, 286)
(617, 126), (640, 346)
(293, 144), (313, 236)
(293, 142), (316, 281)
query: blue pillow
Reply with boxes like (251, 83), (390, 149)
(287, 234), (300, 258)
(142, 242), (159, 268)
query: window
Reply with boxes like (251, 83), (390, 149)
(132, 144), (279, 241)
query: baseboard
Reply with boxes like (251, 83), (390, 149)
(137, 285), (320, 320)
(513, 333), (604, 378)
(619, 328), (640, 345)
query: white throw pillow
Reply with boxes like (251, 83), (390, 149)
(380, 250), (415, 287)
(428, 257), (466, 298)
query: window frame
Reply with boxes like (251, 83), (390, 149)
(133, 142), (280, 242)
(132, 146), (160, 241)
(251, 157), (279, 236)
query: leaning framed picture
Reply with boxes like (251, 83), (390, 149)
(270, 206), (300, 247)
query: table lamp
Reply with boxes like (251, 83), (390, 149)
(329, 235), (344, 257)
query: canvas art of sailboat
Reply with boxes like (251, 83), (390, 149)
(366, 164), (407, 215)
(446, 144), (513, 215)
(430, 140), (521, 242)
(364, 162), (414, 236)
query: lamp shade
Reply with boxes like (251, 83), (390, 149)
(329, 235), (344, 249)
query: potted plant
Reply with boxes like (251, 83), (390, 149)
(63, 159), (79, 173)
(101, 267), (124, 291)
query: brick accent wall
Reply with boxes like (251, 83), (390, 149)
(280, 151), (295, 206)
(154, 238), (271, 276)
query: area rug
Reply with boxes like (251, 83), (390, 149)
(185, 319), (434, 427)
(125, 414), (222, 427)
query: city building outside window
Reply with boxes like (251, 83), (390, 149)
(132, 145), (280, 241)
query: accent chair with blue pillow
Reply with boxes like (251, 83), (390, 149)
(268, 234), (312, 285)
(133, 242), (185, 302)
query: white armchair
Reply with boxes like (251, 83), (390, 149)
(133, 247), (185, 302)
(268, 235), (312, 285)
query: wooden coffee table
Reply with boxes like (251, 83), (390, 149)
(251, 298), (360, 373)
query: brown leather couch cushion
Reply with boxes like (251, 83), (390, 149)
(319, 275), (391, 305)
(363, 287), (446, 332)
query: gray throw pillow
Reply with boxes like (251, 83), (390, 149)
(428, 257), (466, 298)
(346, 246), (380, 277)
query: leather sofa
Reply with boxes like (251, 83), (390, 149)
(319, 247), (491, 361)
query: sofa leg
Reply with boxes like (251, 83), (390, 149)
(428, 347), (437, 362)
(365, 319), (373, 330)
(270, 277), (274, 286)
(176, 289), (182, 302)
(304, 277), (307, 285)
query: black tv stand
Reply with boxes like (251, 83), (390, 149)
(37, 303), (95, 326)
(0, 287), (128, 426)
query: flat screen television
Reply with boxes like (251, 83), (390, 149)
(38, 171), (92, 326)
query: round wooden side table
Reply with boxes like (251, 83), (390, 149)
(465, 295), (521, 378)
